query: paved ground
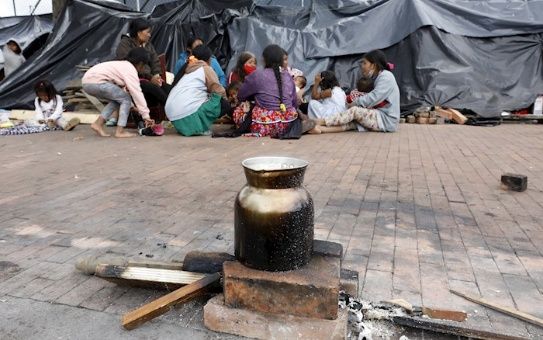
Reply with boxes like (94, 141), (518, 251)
(0, 123), (542, 339)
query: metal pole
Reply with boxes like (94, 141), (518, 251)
(31, 0), (44, 15)
(12, 0), (17, 16)
(136, 0), (141, 11)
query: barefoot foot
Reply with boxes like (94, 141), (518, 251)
(115, 131), (136, 138)
(91, 123), (111, 137)
(307, 126), (322, 134)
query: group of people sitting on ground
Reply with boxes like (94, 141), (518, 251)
(28, 18), (400, 137)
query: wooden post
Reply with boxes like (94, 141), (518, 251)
(52, 0), (68, 21)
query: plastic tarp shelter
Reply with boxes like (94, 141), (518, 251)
(0, 0), (542, 118)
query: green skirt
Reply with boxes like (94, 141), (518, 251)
(171, 93), (222, 136)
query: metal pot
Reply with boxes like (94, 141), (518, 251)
(235, 157), (314, 271)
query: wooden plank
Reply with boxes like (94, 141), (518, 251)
(422, 306), (467, 322)
(75, 256), (184, 274)
(10, 110), (99, 124)
(122, 272), (221, 330)
(393, 316), (526, 340)
(450, 289), (543, 328)
(95, 264), (205, 285)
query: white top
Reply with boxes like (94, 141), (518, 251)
(34, 95), (63, 121)
(165, 67), (209, 121)
(308, 86), (346, 120)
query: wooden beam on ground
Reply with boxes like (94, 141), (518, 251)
(95, 264), (205, 286)
(422, 306), (467, 322)
(450, 289), (543, 328)
(122, 272), (221, 330)
(75, 256), (184, 275)
(393, 316), (526, 340)
(10, 110), (99, 124)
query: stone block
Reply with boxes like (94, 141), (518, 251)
(340, 268), (359, 297)
(313, 239), (343, 259)
(223, 254), (340, 320)
(204, 294), (347, 340)
(501, 173), (527, 192)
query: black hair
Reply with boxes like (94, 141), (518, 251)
(356, 76), (374, 93)
(362, 49), (390, 73)
(227, 81), (241, 95)
(173, 45), (213, 87)
(128, 19), (151, 39)
(262, 44), (287, 110)
(192, 45), (212, 62)
(187, 36), (204, 49)
(295, 75), (307, 89)
(233, 51), (256, 83)
(7, 40), (22, 54)
(319, 70), (340, 91)
(34, 79), (58, 105)
(126, 47), (150, 65)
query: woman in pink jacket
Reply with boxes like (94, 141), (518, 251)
(82, 48), (153, 138)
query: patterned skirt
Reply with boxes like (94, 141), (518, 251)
(232, 104), (298, 137)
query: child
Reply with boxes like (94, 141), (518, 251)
(294, 75), (307, 106)
(2, 40), (25, 77)
(34, 80), (80, 131)
(226, 81), (241, 108)
(307, 70), (346, 120)
(82, 47), (154, 138)
(347, 76), (388, 108)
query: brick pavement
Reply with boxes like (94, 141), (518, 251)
(0, 124), (542, 338)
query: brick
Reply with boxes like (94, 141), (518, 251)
(501, 173), (527, 192)
(362, 269), (392, 302)
(340, 268), (359, 297)
(223, 255), (340, 320)
(204, 294), (347, 340)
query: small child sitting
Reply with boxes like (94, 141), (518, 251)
(347, 77), (388, 108)
(34, 80), (80, 130)
(226, 81), (242, 108)
(294, 75), (307, 105)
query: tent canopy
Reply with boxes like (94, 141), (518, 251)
(0, 0), (542, 117)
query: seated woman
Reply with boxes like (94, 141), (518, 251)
(316, 50), (400, 133)
(174, 37), (226, 87)
(165, 45), (229, 136)
(227, 51), (256, 85)
(233, 44), (299, 138)
(115, 19), (168, 125)
(307, 70), (346, 120)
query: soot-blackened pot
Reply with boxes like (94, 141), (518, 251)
(234, 157), (314, 271)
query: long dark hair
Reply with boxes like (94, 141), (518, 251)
(128, 19), (151, 38)
(262, 44), (286, 110)
(362, 50), (391, 73)
(186, 36), (204, 50)
(173, 45), (213, 87)
(34, 80), (58, 105)
(233, 51), (255, 82)
(319, 70), (340, 90)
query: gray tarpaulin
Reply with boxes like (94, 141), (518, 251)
(0, 0), (542, 118)
(0, 15), (53, 48)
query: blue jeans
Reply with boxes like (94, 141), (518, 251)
(82, 83), (132, 127)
